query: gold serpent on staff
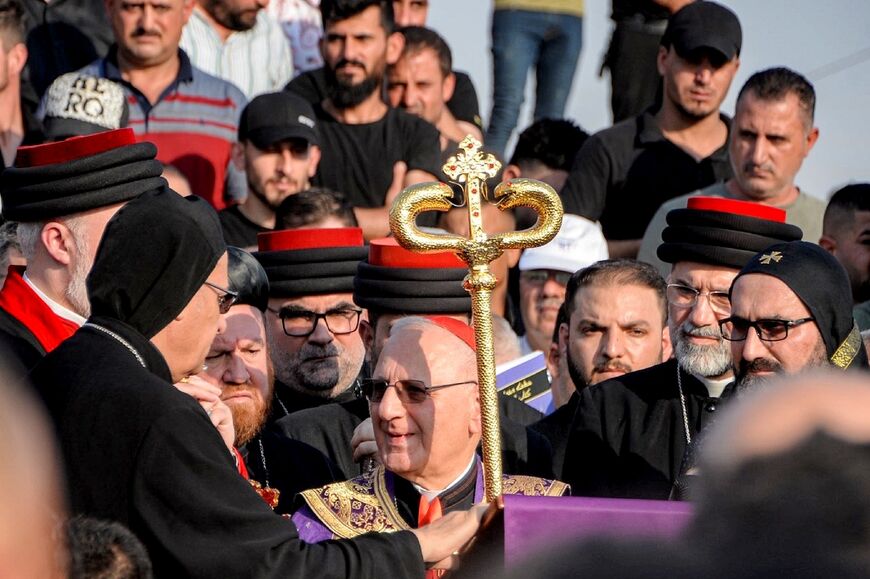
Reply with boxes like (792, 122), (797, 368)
(389, 136), (564, 502)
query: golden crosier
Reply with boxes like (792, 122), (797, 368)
(389, 136), (563, 502)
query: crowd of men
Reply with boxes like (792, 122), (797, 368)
(0, 0), (869, 577)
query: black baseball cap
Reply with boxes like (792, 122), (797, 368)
(238, 91), (319, 149)
(661, 1), (742, 61)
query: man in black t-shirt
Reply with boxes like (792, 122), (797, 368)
(219, 91), (321, 249)
(287, 0), (440, 240)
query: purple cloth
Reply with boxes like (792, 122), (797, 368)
(292, 505), (335, 543)
(503, 495), (694, 566)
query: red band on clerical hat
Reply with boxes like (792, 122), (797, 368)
(369, 237), (465, 268)
(687, 196), (786, 223)
(14, 128), (137, 168)
(257, 227), (364, 252)
(424, 316), (476, 352)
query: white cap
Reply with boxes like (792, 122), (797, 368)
(43, 74), (128, 140)
(519, 214), (609, 273)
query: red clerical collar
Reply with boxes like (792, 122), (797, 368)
(0, 266), (79, 353)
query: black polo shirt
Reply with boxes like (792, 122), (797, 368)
(560, 109), (733, 240)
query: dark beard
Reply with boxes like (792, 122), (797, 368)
(325, 64), (382, 109)
(734, 357), (782, 396)
(565, 349), (589, 394)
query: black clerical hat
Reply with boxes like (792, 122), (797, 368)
(0, 128), (165, 222)
(353, 237), (471, 314)
(734, 241), (867, 370)
(657, 197), (803, 269)
(253, 228), (368, 297)
(227, 246), (270, 312)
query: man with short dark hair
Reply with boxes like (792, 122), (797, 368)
(563, 197), (804, 499)
(180, 0), (293, 97)
(531, 258), (671, 475)
(561, 1), (741, 258)
(504, 118), (589, 193)
(219, 91), (322, 249)
(275, 187), (358, 230)
(0, 0), (43, 165)
(387, 26), (480, 151)
(640, 67), (825, 273)
(286, 0), (440, 239)
(819, 183), (870, 329)
(79, 0), (247, 210)
(724, 241), (867, 395)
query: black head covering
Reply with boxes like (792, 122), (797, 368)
(0, 128), (166, 222)
(253, 228), (367, 297)
(227, 246), (269, 312)
(87, 189), (226, 338)
(658, 197), (803, 269)
(734, 241), (868, 369)
(353, 238), (471, 314)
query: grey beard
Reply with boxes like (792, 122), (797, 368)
(672, 322), (732, 378)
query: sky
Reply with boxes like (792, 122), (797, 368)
(428, 0), (870, 201)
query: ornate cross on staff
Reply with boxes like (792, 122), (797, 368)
(389, 136), (563, 502)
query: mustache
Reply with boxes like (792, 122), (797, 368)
(537, 298), (563, 308)
(742, 161), (776, 174)
(738, 357), (782, 376)
(298, 342), (339, 361)
(132, 27), (160, 37)
(681, 323), (722, 339)
(593, 360), (633, 375)
(335, 59), (366, 71)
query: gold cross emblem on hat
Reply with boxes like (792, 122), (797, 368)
(759, 251), (783, 265)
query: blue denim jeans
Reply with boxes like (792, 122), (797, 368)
(485, 8), (583, 156)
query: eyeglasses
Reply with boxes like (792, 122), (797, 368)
(666, 283), (731, 314)
(204, 281), (239, 314)
(360, 378), (477, 404)
(267, 306), (363, 337)
(719, 316), (815, 342)
(520, 269), (572, 286)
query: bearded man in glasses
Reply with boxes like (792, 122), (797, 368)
(563, 197), (803, 500)
(724, 241), (868, 395)
(292, 316), (568, 543)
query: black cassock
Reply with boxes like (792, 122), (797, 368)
(31, 317), (424, 579)
(562, 358), (730, 500)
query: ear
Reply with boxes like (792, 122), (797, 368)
(441, 71), (456, 103)
(306, 144), (321, 178)
(545, 340), (560, 380)
(231, 141), (245, 171)
(501, 164), (522, 182)
(804, 126), (820, 156)
(40, 222), (74, 266)
(359, 318), (374, 364)
(386, 31), (405, 66)
(7, 43), (27, 76)
(818, 234), (837, 254)
(505, 247), (520, 268)
(656, 45), (669, 76)
(661, 324), (673, 362)
(468, 387), (482, 435)
(181, 0), (196, 23)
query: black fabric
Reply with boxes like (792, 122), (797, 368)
(227, 246), (269, 312)
(559, 109), (732, 240)
(0, 141), (166, 222)
(86, 189), (225, 338)
(285, 66), (481, 128)
(30, 317), (425, 578)
(240, 425), (344, 515)
(562, 359), (729, 499)
(734, 241), (869, 367)
(308, 104), (440, 208)
(274, 391), (554, 488)
(657, 207), (803, 268)
(611, 0), (669, 21)
(353, 262), (471, 314)
(529, 393), (579, 477)
(255, 245), (368, 297)
(604, 18), (664, 123)
(21, 0), (115, 97)
(219, 205), (269, 249)
(0, 306), (44, 374)
(392, 462), (478, 528)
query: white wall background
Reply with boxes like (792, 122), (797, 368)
(428, 0), (870, 200)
